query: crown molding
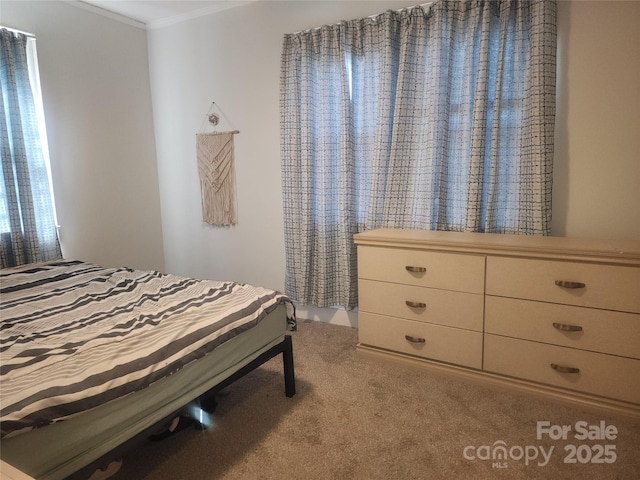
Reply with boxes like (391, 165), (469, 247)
(69, 1), (146, 29)
(146, 2), (254, 30)
(68, 1), (257, 31)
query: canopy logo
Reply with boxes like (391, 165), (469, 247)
(463, 420), (618, 469)
(463, 441), (554, 468)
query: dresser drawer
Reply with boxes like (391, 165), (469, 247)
(485, 296), (640, 359)
(486, 257), (640, 313)
(484, 335), (640, 404)
(359, 279), (484, 331)
(358, 246), (485, 294)
(358, 312), (483, 369)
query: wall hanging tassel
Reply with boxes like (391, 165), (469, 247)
(196, 102), (240, 226)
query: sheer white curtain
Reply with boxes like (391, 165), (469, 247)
(280, 0), (557, 309)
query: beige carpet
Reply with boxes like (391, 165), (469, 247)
(113, 320), (640, 479)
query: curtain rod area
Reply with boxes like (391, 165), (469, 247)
(292, 2), (434, 35)
(0, 25), (36, 39)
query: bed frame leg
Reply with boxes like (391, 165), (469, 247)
(283, 335), (296, 397)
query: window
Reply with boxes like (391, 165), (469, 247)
(280, 1), (557, 308)
(1, 27), (61, 266)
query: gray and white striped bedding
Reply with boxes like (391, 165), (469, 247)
(0, 260), (295, 438)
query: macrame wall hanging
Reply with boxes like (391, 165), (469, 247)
(196, 102), (240, 226)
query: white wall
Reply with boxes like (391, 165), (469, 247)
(148, 0), (640, 325)
(147, 1), (412, 325)
(2, 0), (165, 271)
(3, 1), (638, 325)
(552, 0), (640, 240)
(147, 0), (411, 294)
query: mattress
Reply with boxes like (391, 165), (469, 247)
(0, 306), (289, 479)
(0, 260), (295, 479)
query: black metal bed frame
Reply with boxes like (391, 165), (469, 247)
(67, 335), (295, 479)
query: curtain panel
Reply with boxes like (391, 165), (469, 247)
(280, 0), (557, 309)
(0, 29), (62, 268)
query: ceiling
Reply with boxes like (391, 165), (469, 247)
(80, 1), (256, 28)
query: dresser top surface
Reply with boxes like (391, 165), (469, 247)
(354, 229), (640, 264)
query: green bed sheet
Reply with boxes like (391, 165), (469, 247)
(1, 305), (288, 480)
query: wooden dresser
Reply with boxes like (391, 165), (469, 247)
(354, 229), (640, 418)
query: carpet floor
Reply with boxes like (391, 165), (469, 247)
(113, 319), (640, 479)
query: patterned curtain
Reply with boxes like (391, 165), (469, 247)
(0, 29), (62, 268)
(280, 0), (557, 309)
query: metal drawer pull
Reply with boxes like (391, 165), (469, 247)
(552, 322), (583, 332)
(555, 280), (586, 289)
(405, 300), (426, 309)
(405, 266), (426, 273)
(405, 335), (426, 344)
(550, 363), (580, 374)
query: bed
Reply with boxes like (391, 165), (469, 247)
(0, 260), (296, 479)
